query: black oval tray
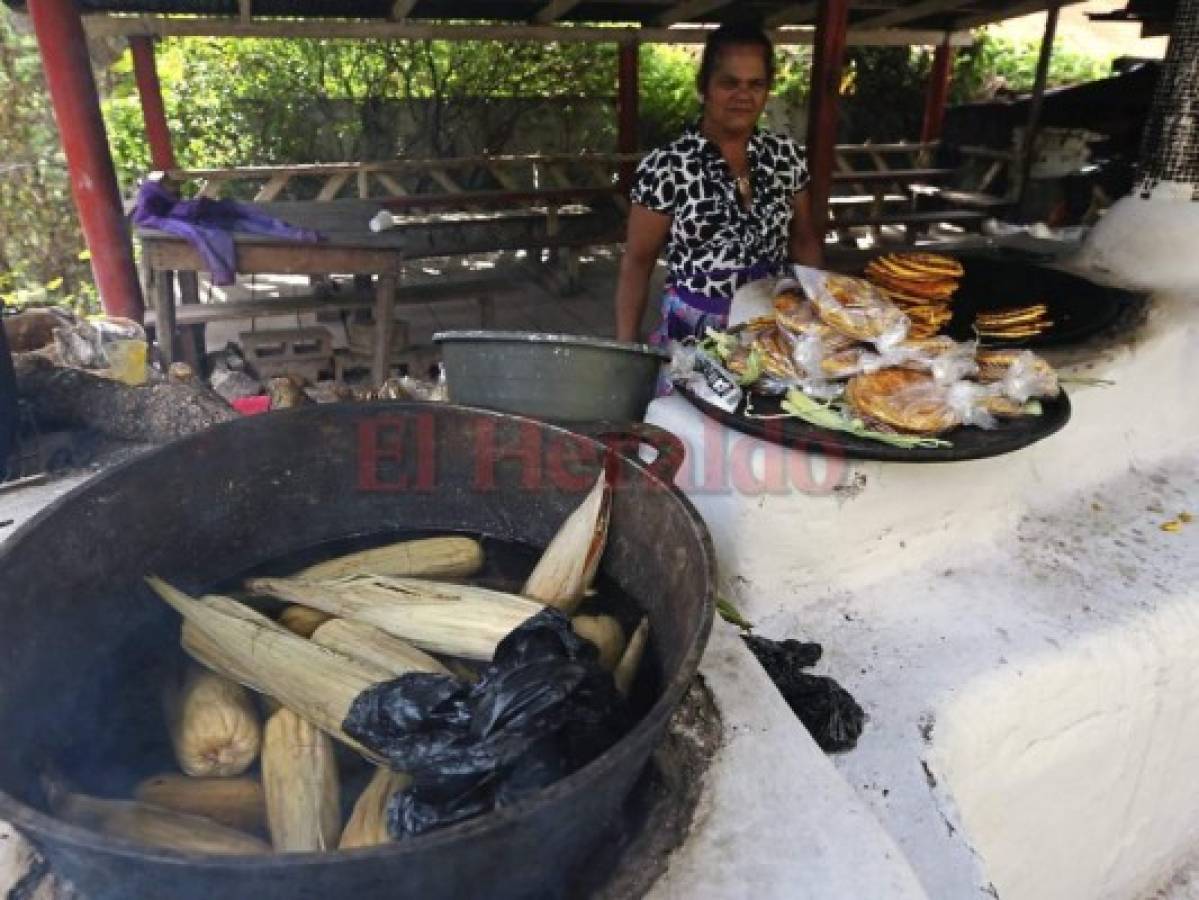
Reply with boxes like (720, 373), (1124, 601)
(677, 384), (1072, 463)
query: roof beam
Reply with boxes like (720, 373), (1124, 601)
(77, 16), (972, 47)
(956, 0), (1069, 29)
(855, 0), (975, 30)
(658, 0), (738, 26)
(764, 3), (820, 27)
(389, 0), (419, 19)
(533, 0), (585, 24)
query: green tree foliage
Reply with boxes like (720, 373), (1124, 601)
(0, 12), (94, 311)
(0, 16), (1115, 306)
(951, 30), (1114, 104)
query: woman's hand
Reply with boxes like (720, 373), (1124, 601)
(789, 190), (824, 268)
(615, 204), (671, 342)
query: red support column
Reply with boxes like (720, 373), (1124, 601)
(920, 41), (955, 144)
(27, 0), (144, 322)
(130, 36), (177, 172)
(617, 40), (640, 192)
(805, 0), (851, 238)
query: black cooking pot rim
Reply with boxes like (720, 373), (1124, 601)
(0, 401), (715, 867)
(433, 330), (670, 360)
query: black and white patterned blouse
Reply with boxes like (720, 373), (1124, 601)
(631, 123), (810, 300)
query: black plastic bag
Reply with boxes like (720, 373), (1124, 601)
(742, 635), (865, 752)
(344, 608), (632, 838)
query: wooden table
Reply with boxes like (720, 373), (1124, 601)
(138, 200), (415, 385)
(138, 197), (620, 384)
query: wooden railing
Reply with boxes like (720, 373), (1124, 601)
(161, 143), (1018, 243)
(163, 153), (641, 207)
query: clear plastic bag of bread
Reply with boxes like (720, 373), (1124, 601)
(787, 266), (910, 350)
(975, 349), (1059, 402)
(844, 369), (1028, 435)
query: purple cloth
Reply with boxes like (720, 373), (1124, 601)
(132, 180), (322, 285)
(649, 259), (778, 346)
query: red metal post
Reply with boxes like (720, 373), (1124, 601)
(26, 0), (144, 322)
(617, 39), (640, 192)
(805, 0), (851, 238)
(130, 36), (177, 172)
(920, 41), (955, 144)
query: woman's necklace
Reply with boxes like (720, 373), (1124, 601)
(733, 172), (752, 209)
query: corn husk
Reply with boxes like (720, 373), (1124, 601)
(294, 536), (484, 581)
(162, 665), (261, 777)
(571, 615), (626, 672)
(50, 785), (269, 855)
(262, 708), (341, 853)
(522, 470), (611, 614)
(277, 605), (333, 638)
(244, 575), (543, 661)
(339, 767), (410, 850)
(146, 576), (388, 757)
(311, 619), (450, 677)
(133, 774), (265, 834)
(614, 617), (649, 697)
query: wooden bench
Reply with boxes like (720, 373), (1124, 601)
(831, 208), (989, 242)
(144, 273), (525, 380)
(907, 183), (1012, 214)
(831, 168), (955, 185)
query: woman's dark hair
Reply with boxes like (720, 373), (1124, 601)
(696, 22), (776, 94)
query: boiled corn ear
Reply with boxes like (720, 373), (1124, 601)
(339, 767), (410, 850)
(133, 774), (265, 834)
(311, 619), (449, 677)
(277, 605), (332, 638)
(523, 470), (611, 614)
(244, 575), (542, 661)
(51, 786), (268, 855)
(294, 536), (484, 582)
(614, 617), (649, 697)
(146, 576), (387, 757)
(163, 665), (261, 777)
(261, 709), (341, 852)
(571, 615), (626, 672)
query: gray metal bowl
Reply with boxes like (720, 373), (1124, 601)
(434, 331), (668, 423)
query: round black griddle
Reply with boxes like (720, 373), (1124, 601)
(941, 253), (1141, 349)
(677, 384), (1071, 463)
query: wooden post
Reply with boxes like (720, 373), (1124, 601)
(27, 0), (145, 322)
(1017, 3), (1061, 211)
(129, 36), (177, 171)
(372, 274), (397, 386)
(805, 0), (851, 238)
(617, 39), (640, 192)
(920, 41), (955, 144)
(153, 269), (177, 366)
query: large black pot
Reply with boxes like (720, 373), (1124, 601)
(0, 403), (714, 900)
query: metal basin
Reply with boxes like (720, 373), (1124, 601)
(0, 403), (714, 900)
(434, 331), (668, 423)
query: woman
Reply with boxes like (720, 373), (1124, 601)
(614, 23), (823, 345)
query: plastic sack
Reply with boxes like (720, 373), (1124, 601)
(1000, 351), (1060, 402)
(53, 316), (148, 385)
(343, 608), (632, 839)
(789, 265), (910, 350)
(946, 381), (998, 430)
(671, 343), (743, 412)
(742, 635), (864, 753)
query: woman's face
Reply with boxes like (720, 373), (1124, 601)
(702, 44), (771, 136)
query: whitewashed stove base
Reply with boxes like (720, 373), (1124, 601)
(644, 287), (1199, 900)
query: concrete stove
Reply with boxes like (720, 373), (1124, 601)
(644, 277), (1199, 899)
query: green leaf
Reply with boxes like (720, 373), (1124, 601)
(45, 276), (63, 290)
